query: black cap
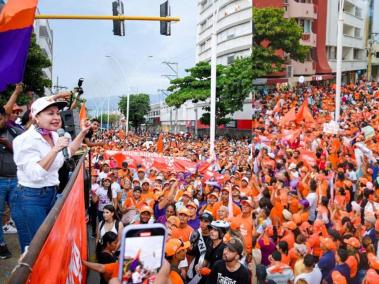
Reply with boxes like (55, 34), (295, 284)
(122, 161), (128, 167)
(133, 186), (142, 192)
(200, 212), (213, 223)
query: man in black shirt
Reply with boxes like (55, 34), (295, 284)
(207, 238), (251, 284)
(84, 118), (105, 147)
(0, 106), (23, 258)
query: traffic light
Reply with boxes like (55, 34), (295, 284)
(112, 0), (125, 36)
(160, 0), (171, 36)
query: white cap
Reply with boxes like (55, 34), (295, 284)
(367, 182), (374, 190)
(31, 97), (67, 117)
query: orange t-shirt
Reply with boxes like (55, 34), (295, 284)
(103, 262), (119, 280)
(346, 255), (358, 278)
(231, 214), (253, 252)
(169, 270), (184, 284)
(124, 197), (146, 210)
(212, 201), (242, 219)
(281, 231), (295, 249)
(171, 225), (193, 242)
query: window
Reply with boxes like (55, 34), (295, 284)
(227, 55), (235, 64)
(354, 28), (361, 38)
(376, 52), (379, 58)
(328, 46), (336, 60)
(355, 7), (362, 18)
(298, 19), (312, 33)
(200, 42), (206, 53)
(353, 48), (363, 60)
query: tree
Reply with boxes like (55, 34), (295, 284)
(0, 33), (52, 106)
(165, 58), (252, 125)
(95, 113), (121, 128)
(253, 7), (310, 79)
(119, 94), (150, 131)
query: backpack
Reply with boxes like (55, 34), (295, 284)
(99, 219), (120, 235)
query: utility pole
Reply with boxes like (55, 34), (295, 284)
(53, 76), (67, 94)
(335, 0), (345, 122)
(158, 88), (171, 133)
(162, 61), (178, 133)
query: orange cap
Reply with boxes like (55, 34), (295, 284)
(139, 206), (153, 215)
(165, 238), (190, 257)
(186, 201), (198, 209)
(178, 207), (191, 216)
(344, 237), (360, 249)
(320, 237), (337, 251)
(283, 221), (297, 230)
(167, 216), (180, 228)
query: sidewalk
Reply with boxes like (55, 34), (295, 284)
(0, 234), (20, 283)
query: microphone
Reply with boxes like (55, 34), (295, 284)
(57, 128), (69, 160)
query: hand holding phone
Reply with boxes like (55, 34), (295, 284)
(118, 224), (167, 284)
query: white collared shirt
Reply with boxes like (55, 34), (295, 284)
(13, 125), (70, 188)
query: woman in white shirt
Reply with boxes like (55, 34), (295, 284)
(10, 96), (90, 252)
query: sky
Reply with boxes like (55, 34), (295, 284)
(37, 0), (197, 114)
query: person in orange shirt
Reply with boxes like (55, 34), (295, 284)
(199, 192), (218, 214)
(212, 187), (241, 219)
(278, 240), (291, 265)
(280, 221), (297, 249)
(165, 238), (190, 284)
(171, 208), (194, 242)
(140, 179), (155, 207)
(118, 161), (131, 179)
(232, 198), (254, 254)
(344, 237), (360, 280)
(122, 186), (146, 213)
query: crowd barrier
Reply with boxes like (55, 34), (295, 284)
(8, 155), (88, 284)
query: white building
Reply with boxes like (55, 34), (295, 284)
(371, 0), (379, 81)
(325, 0), (370, 82)
(34, 9), (54, 95)
(152, 0), (253, 135)
(196, 0), (252, 64)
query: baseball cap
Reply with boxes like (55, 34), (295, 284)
(344, 237), (360, 249)
(178, 207), (191, 216)
(200, 212), (213, 223)
(226, 238), (244, 256)
(167, 216), (180, 228)
(139, 206), (153, 214)
(283, 221), (297, 230)
(241, 198), (254, 208)
(31, 97), (67, 117)
(320, 237), (337, 251)
(165, 238), (190, 257)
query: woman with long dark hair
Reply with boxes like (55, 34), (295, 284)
(96, 204), (123, 250)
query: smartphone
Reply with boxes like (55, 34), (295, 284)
(118, 224), (167, 284)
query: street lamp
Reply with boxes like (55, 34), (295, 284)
(335, 0), (345, 122)
(105, 55), (130, 134)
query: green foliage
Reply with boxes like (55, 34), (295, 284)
(0, 33), (52, 106)
(95, 113), (121, 127)
(119, 93), (150, 130)
(165, 57), (252, 126)
(253, 7), (310, 77)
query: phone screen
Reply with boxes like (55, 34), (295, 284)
(119, 224), (166, 284)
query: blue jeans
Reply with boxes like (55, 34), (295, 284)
(10, 185), (57, 252)
(0, 177), (17, 245)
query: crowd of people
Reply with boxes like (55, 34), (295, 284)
(3, 80), (379, 284)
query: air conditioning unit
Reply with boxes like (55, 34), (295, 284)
(286, 65), (294, 78)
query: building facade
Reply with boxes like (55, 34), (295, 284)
(150, 0), (253, 135)
(34, 9), (54, 95)
(254, 0), (372, 85)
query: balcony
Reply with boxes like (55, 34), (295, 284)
(287, 0), (317, 19)
(300, 32), (317, 47)
(292, 60), (316, 75)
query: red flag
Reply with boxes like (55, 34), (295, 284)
(156, 133), (164, 154)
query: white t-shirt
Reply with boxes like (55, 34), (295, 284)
(306, 192), (318, 221)
(111, 182), (122, 199)
(294, 267), (322, 284)
(95, 186), (112, 211)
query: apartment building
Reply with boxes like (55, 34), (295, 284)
(34, 9), (54, 95)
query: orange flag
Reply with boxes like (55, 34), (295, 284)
(273, 99), (281, 113)
(279, 106), (296, 126)
(79, 103), (87, 123)
(295, 99), (314, 124)
(156, 133), (164, 154)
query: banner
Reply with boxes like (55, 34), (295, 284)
(27, 167), (87, 284)
(107, 150), (224, 181)
(323, 121), (339, 134)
